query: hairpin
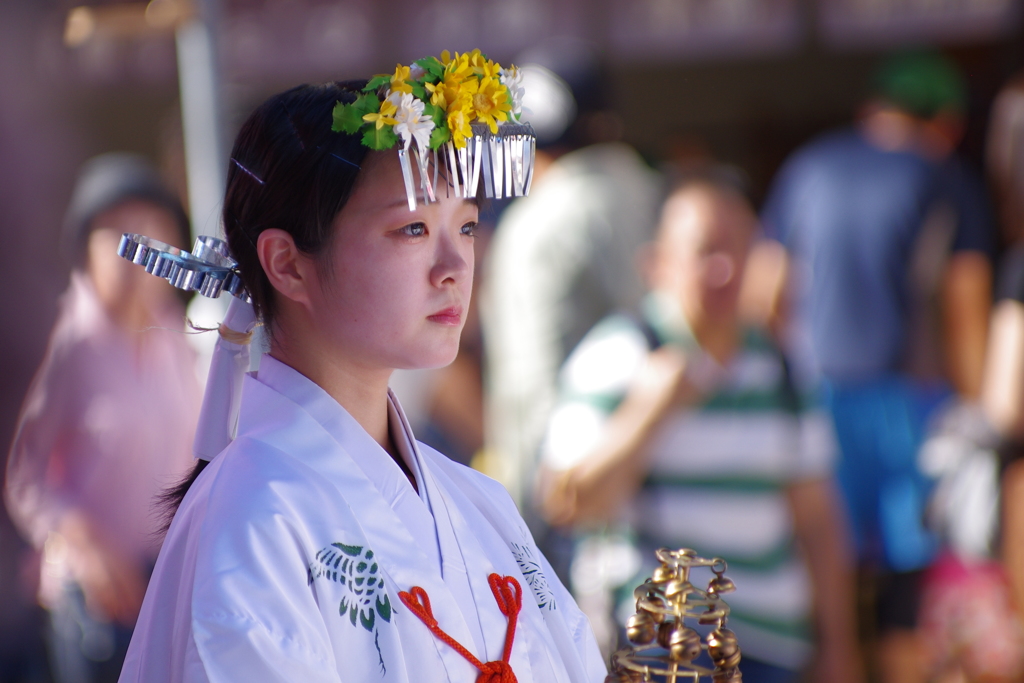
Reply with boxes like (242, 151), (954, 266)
(231, 158), (265, 186)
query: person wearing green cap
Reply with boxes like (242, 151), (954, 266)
(760, 52), (996, 683)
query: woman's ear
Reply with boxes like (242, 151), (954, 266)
(257, 229), (315, 309)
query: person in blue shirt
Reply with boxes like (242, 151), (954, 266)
(761, 52), (996, 683)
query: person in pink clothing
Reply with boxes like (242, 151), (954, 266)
(5, 154), (201, 683)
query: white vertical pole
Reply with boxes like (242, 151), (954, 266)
(175, 0), (231, 368)
(175, 0), (224, 239)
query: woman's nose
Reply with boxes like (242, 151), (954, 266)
(430, 232), (472, 287)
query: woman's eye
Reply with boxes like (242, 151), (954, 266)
(400, 222), (427, 237)
(460, 221), (477, 237)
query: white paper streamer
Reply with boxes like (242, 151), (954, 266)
(193, 296), (258, 461)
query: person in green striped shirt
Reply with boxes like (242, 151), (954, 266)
(537, 171), (863, 683)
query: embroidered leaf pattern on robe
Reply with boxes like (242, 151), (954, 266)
(510, 542), (556, 611)
(309, 542), (393, 632)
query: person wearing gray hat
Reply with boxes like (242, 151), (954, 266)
(5, 153), (202, 683)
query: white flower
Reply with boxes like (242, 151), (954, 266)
(500, 66), (525, 117)
(390, 92), (434, 152)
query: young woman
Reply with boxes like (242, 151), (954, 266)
(118, 74), (605, 683)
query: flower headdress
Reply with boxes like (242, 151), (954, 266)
(333, 50), (536, 210)
(114, 52), (537, 462)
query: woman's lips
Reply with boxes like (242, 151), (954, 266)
(427, 307), (462, 325)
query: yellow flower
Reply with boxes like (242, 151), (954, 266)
(440, 49), (451, 66)
(445, 52), (474, 83)
(424, 80), (449, 111)
(470, 75), (512, 134)
(390, 64), (412, 95)
(426, 71), (475, 113)
(466, 49), (494, 76)
(363, 97), (397, 130)
(447, 103), (474, 148)
(479, 59), (503, 80)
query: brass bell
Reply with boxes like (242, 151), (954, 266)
(667, 625), (702, 662)
(625, 611), (657, 646)
(708, 575), (736, 595)
(656, 621), (677, 649)
(651, 565), (675, 584)
(645, 593), (670, 623)
(712, 667), (742, 683)
(707, 628), (741, 669)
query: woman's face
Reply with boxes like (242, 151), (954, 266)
(306, 151), (478, 371)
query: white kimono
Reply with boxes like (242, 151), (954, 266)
(119, 355), (606, 683)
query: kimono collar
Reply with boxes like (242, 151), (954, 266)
(250, 354), (425, 495)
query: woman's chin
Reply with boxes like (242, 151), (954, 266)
(394, 344), (461, 371)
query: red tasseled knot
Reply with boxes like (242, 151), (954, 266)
(399, 573), (522, 683)
(475, 660), (515, 683)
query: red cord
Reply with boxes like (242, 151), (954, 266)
(399, 573), (522, 683)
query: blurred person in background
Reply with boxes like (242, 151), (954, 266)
(760, 53), (996, 683)
(4, 154), (201, 683)
(986, 69), (1024, 550)
(481, 39), (662, 558)
(537, 172), (861, 683)
(912, 247), (1024, 683)
(910, 68), (1024, 683)
(987, 70), (1024, 248)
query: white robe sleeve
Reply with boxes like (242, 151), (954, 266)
(188, 444), (341, 683)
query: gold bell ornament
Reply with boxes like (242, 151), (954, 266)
(605, 548), (743, 683)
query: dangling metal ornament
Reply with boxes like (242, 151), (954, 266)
(117, 234), (250, 302)
(606, 548), (743, 683)
(396, 121), (536, 211)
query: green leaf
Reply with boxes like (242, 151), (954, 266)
(422, 103), (443, 126)
(363, 74), (390, 92)
(415, 56), (444, 80)
(331, 103), (364, 134)
(352, 93), (380, 116)
(410, 82), (426, 100)
(429, 125), (450, 150)
(362, 125), (398, 151)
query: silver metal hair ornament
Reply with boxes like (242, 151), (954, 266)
(118, 232), (256, 461)
(117, 234), (250, 302)
(396, 121), (536, 211)
(332, 49), (536, 211)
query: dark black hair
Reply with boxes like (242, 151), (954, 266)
(224, 80), (373, 328)
(159, 81), (374, 532)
